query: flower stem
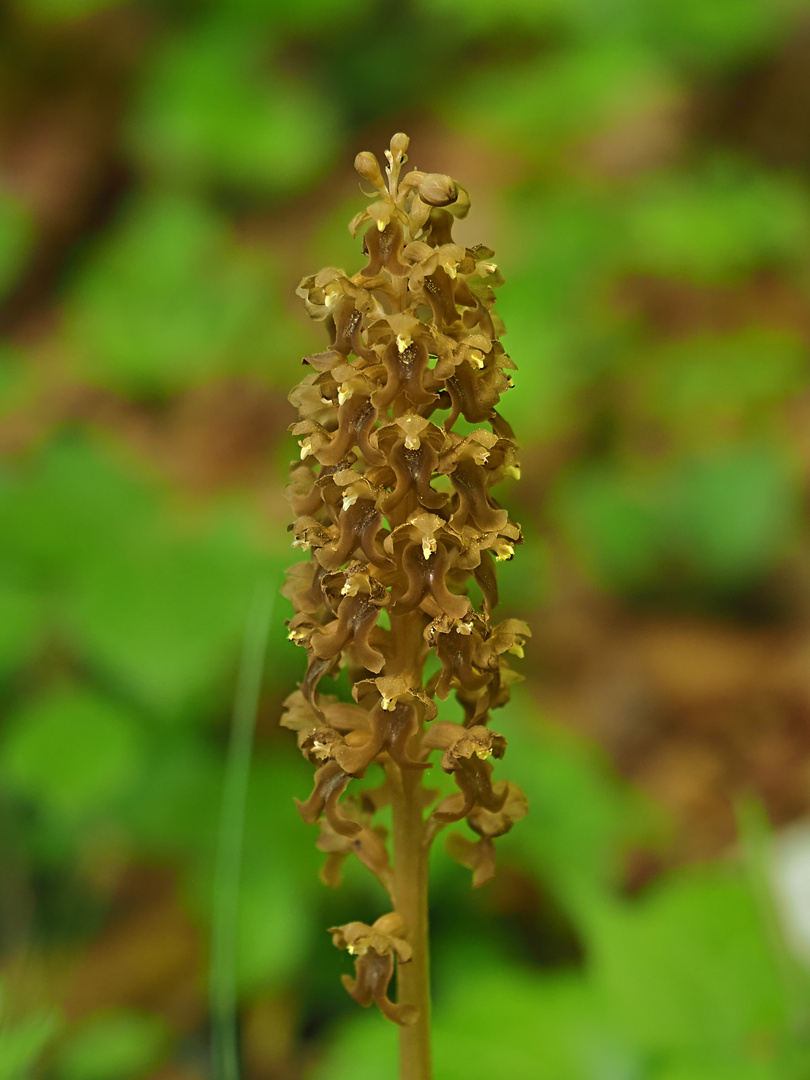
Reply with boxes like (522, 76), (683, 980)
(391, 763), (432, 1080)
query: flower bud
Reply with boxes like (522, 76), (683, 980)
(355, 151), (385, 190)
(389, 132), (410, 159)
(414, 171), (458, 207)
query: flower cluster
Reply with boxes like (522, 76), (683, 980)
(282, 133), (528, 1025)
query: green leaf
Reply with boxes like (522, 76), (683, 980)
(195, 0), (374, 31)
(623, 160), (810, 283)
(0, 578), (42, 677)
(620, 0), (792, 67)
(583, 866), (787, 1060)
(65, 194), (276, 392)
(234, 866), (312, 992)
(67, 524), (267, 714)
(0, 686), (145, 819)
(126, 22), (341, 195)
(0, 984), (59, 1080)
(505, 693), (659, 903)
(0, 194), (32, 302)
(56, 1011), (167, 1080)
(413, 0), (567, 34)
(653, 1062), (778, 1080)
(638, 329), (806, 431)
(122, 734), (223, 855)
(555, 465), (662, 592)
(419, 0), (800, 67)
(436, 965), (637, 1080)
(0, 438), (156, 579)
(664, 445), (796, 586)
(447, 43), (679, 158)
(13, 0), (123, 22)
(315, 963), (639, 1080)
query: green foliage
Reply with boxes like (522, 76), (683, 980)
(0, 685), (145, 819)
(637, 329), (807, 433)
(506, 694), (658, 901)
(126, 21), (342, 195)
(67, 521), (266, 714)
(234, 864), (313, 993)
(448, 43), (679, 161)
(56, 1011), (167, 1080)
(185, 0), (376, 34)
(0, 577), (42, 679)
(623, 161), (810, 283)
(0, 985), (58, 1080)
(65, 195), (284, 393)
(317, 859), (801, 1080)
(584, 869), (788, 1060)
(317, 707), (807, 1080)
(555, 465), (662, 593)
(0, 195), (32, 302)
(0, 437), (282, 714)
(421, 0), (802, 62)
(557, 444), (797, 595)
(664, 445), (796, 586)
(14, 0), (122, 21)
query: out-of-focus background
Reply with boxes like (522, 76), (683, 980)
(2, 0), (810, 1076)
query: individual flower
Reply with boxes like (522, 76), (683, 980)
(329, 913), (418, 1025)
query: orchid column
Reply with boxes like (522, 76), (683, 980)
(282, 134), (529, 1080)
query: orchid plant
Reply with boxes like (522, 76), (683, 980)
(282, 133), (529, 1080)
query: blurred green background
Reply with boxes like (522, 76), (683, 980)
(2, 0), (810, 1077)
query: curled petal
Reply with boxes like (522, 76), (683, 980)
(316, 500), (387, 571)
(444, 358), (509, 425)
(281, 691), (369, 744)
(286, 612), (321, 650)
(281, 561), (326, 615)
(468, 781), (528, 839)
(395, 543), (470, 621)
(372, 339), (436, 409)
(475, 617), (532, 670)
(294, 761), (359, 837)
(422, 207), (455, 246)
(300, 653), (340, 717)
(284, 462), (322, 517)
(445, 831), (496, 888)
(311, 396), (385, 467)
(425, 620), (489, 699)
(448, 458), (508, 533)
(341, 949), (417, 1026)
(311, 594), (386, 673)
(422, 722), (505, 773)
(382, 441), (444, 514)
(332, 295), (377, 361)
(301, 726), (345, 764)
(361, 220), (410, 277)
(316, 813), (393, 895)
(431, 758), (507, 823)
(421, 268), (458, 327)
(334, 701), (429, 774)
(472, 548), (499, 614)
(437, 429), (499, 473)
(289, 514), (334, 555)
